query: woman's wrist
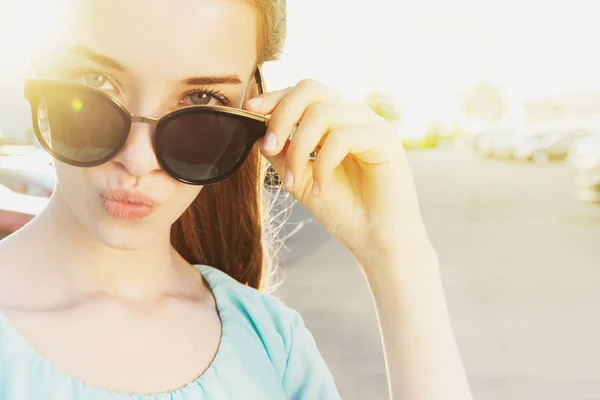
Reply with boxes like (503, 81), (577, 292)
(353, 237), (440, 280)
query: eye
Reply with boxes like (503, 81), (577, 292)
(180, 89), (229, 107)
(78, 71), (117, 92)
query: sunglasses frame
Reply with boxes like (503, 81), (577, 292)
(24, 68), (269, 185)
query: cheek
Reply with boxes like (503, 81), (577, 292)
(55, 163), (109, 195)
(171, 184), (203, 213)
(54, 163), (105, 218)
(54, 162), (93, 195)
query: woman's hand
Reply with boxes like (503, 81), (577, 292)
(244, 79), (431, 265)
(245, 79), (473, 400)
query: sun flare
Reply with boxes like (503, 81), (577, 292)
(0, 0), (71, 73)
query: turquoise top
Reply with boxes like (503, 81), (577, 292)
(0, 265), (341, 399)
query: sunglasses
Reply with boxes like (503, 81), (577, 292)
(24, 69), (269, 185)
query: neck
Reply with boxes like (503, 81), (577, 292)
(28, 194), (197, 306)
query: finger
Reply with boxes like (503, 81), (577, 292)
(262, 79), (346, 155)
(311, 126), (401, 197)
(283, 103), (376, 191)
(243, 87), (293, 156)
(260, 139), (299, 194)
(310, 129), (356, 197)
(243, 86), (293, 116)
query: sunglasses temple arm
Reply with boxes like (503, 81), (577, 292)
(255, 67), (266, 95)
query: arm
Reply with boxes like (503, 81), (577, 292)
(243, 78), (473, 400)
(357, 244), (474, 400)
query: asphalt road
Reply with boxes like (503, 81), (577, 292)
(274, 147), (600, 400)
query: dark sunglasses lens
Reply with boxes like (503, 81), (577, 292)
(157, 113), (250, 182)
(36, 86), (128, 164)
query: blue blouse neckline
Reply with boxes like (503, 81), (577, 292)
(0, 264), (229, 399)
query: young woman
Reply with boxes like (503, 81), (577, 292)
(0, 0), (473, 399)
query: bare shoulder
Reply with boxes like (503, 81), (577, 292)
(0, 230), (53, 310)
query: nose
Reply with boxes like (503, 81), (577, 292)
(112, 121), (161, 179)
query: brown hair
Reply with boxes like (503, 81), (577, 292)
(171, 0), (288, 290)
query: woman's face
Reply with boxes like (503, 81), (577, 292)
(36, 0), (259, 249)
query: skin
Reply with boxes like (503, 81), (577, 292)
(0, 0), (473, 398)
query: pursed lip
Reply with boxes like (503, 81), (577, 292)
(100, 188), (158, 221)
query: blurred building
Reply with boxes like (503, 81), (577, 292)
(523, 90), (600, 133)
(456, 84), (600, 139)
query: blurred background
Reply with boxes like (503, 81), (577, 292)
(2, 1), (600, 399)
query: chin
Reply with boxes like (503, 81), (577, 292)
(89, 217), (167, 251)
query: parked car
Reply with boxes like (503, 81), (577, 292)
(472, 131), (498, 156)
(490, 134), (521, 159)
(512, 130), (593, 163)
(0, 155), (56, 197)
(473, 130), (519, 158)
(0, 156), (55, 239)
(0, 145), (39, 157)
(567, 134), (600, 203)
(0, 184), (50, 239)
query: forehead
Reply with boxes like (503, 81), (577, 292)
(50, 0), (258, 80)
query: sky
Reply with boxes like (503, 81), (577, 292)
(262, 0), (600, 132)
(2, 0), (600, 136)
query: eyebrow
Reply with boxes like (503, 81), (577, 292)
(67, 45), (126, 72)
(65, 45), (242, 87)
(181, 76), (242, 86)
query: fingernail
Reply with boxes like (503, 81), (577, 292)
(246, 96), (264, 108)
(311, 181), (320, 196)
(283, 170), (294, 188)
(263, 132), (277, 152)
